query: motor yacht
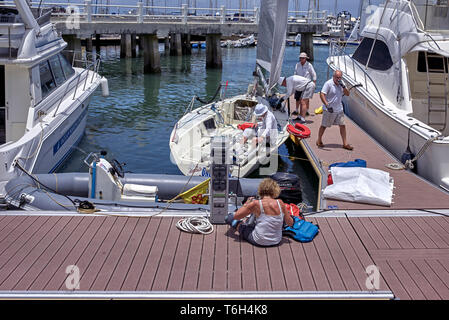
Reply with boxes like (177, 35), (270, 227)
(327, 0), (449, 190)
(0, 0), (105, 181)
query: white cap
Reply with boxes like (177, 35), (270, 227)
(277, 77), (285, 86)
(299, 52), (308, 59)
(254, 103), (268, 117)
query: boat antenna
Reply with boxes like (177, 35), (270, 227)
(38, 0), (44, 17)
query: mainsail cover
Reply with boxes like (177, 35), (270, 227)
(256, 0), (289, 91)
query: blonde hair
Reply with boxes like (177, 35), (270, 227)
(257, 178), (281, 198)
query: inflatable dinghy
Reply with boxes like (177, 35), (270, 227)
(4, 153), (262, 213)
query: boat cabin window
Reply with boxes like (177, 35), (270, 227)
(39, 60), (56, 99)
(39, 54), (76, 99)
(417, 52), (448, 73)
(352, 38), (394, 71)
(203, 118), (216, 130)
(58, 53), (75, 79)
(48, 55), (65, 86)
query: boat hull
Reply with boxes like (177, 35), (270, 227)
(34, 96), (92, 173)
(335, 75), (449, 190)
(3, 172), (263, 211)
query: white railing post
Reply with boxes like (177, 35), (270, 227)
(137, 1), (143, 23)
(182, 4), (188, 24)
(220, 6), (225, 24)
(85, 0), (92, 23)
(254, 7), (259, 24)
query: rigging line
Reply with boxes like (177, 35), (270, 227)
(195, 84), (223, 105)
(365, 0), (390, 70)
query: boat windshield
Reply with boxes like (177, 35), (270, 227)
(411, 0), (449, 32)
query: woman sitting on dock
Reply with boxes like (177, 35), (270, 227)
(225, 178), (294, 247)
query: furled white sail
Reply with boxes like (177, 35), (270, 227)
(256, 0), (289, 92)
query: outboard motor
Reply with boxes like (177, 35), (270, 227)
(86, 152), (158, 201)
(270, 172), (302, 204)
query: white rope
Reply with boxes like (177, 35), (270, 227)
(405, 135), (441, 170)
(385, 162), (405, 170)
(176, 216), (214, 235)
(385, 135), (441, 171)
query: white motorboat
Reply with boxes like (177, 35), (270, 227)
(327, 0), (449, 190)
(170, 0), (292, 178)
(0, 1), (105, 180)
(221, 35), (256, 48)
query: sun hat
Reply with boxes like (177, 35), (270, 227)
(254, 103), (268, 117)
(299, 52), (308, 59)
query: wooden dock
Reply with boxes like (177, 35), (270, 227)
(0, 212), (448, 300)
(1, 94), (449, 301)
(291, 94), (449, 211)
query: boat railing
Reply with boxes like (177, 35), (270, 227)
(52, 50), (101, 117)
(410, 0), (449, 33)
(0, 7), (53, 59)
(328, 40), (384, 105)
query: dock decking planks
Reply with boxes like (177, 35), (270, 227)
(294, 94), (449, 211)
(0, 214), (448, 299)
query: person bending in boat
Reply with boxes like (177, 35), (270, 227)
(294, 52), (317, 121)
(278, 75), (316, 123)
(316, 70), (353, 151)
(225, 178), (294, 247)
(241, 103), (278, 147)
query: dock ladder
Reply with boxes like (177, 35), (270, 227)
(425, 52), (449, 132)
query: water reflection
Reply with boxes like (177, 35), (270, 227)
(205, 67), (222, 101)
(59, 45), (331, 205)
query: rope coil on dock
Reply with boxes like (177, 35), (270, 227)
(176, 216), (214, 235)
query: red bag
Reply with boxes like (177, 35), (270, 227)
(285, 203), (303, 219)
(237, 122), (256, 130)
(327, 173), (333, 185)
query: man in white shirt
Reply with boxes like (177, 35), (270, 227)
(278, 75), (315, 123)
(316, 70), (353, 150)
(294, 52), (317, 120)
(242, 103), (278, 146)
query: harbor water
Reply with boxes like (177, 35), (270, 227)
(58, 44), (356, 209)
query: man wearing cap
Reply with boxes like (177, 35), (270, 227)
(242, 103), (278, 146)
(278, 75), (316, 123)
(294, 52), (317, 120)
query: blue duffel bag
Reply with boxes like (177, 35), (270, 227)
(283, 216), (319, 243)
(329, 158), (366, 168)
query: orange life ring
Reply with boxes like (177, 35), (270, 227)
(287, 123), (311, 139)
(237, 122), (256, 130)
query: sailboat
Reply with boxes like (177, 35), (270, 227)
(327, 0), (449, 190)
(169, 0), (291, 178)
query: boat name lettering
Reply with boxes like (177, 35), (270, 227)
(53, 108), (88, 155)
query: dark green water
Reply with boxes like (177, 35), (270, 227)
(58, 44), (356, 209)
